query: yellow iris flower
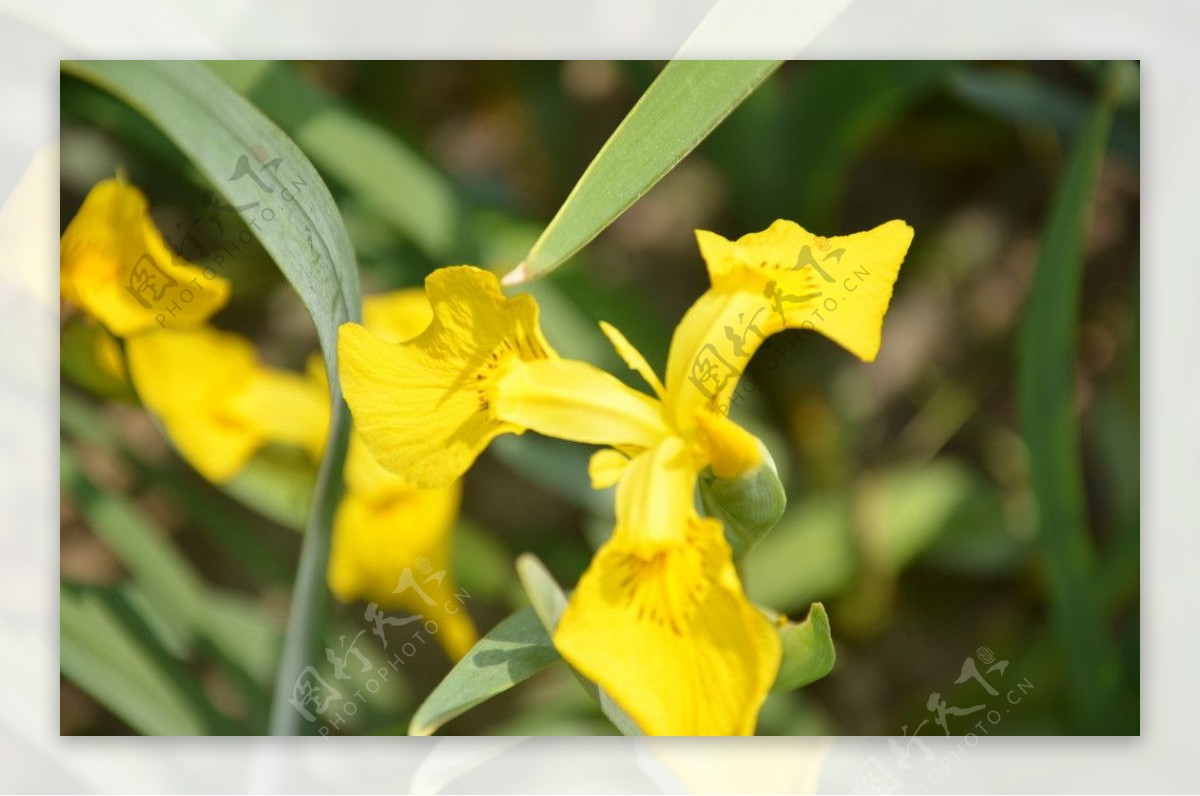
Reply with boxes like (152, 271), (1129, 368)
(60, 177), (230, 337)
(61, 178), (476, 659)
(339, 219), (912, 735)
(328, 290), (478, 660)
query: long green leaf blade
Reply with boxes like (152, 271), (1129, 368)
(62, 59), (361, 736)
(512, 59), (781, 283)
(61, 584), (227, 735)
(1017, 62), (1132, 731)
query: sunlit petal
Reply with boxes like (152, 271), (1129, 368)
(339, 266), (556, 488)
(553, 517), (781, 735)
(492, 358), (670, 451)
(61, 178), (231, 337)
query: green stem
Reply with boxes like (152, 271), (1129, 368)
(267, 399), (351, 735)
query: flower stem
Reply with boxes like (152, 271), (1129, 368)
(267, 399), (351, 735)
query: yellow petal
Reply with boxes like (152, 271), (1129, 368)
(125, 327), (263, 482)
(613, 437), (697, 543)
(588, 448), (629, 490)
(226, 366), (330, 462)
(693, 408), (762, 480)
(344, 430), (411, 500)
(663, 286), (786, 423)
(327, 483), (477, 660)
(492, 358), (670, 451)
(61, 178), (231, 337)
(362, 288), (434, 344)
(339, 266), (556, 488)
(553, 518), (781, 735)
(599, 321), (666, 399)
(666, 219), (913, 422)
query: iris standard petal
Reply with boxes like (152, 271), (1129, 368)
(338, 266), (556, 488)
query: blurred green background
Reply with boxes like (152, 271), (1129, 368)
(59, 60), (1139, 736)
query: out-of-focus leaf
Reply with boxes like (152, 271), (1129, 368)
(515, 60), (781, 282)
(408, 606), (560, 736)
(61, 59), (360, 735)
(61, 584), (229, 735)
(772, 603), (835, 693)
(742, 494), (857, 613)
(710, 60), (948, 230)
(61, 445), (204, 654)
(1017, 62), (1131, 731)
(865, 458), (1021, 575)
(220, 446), (316, 533)
(59, 319), (134, 401)
(948, 65), (1139, 163)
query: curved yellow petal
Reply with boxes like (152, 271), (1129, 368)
(363, 288), (434, 344)
(588, 448), (629, 490)
(339, 266), (556, 488)
(327, 483), (477, 660)
(553, 517), (781, 735)
(229, 367), (330, 462)
(664, 286), (788, 423)
(344, 430), (411, 500)
(613, 437), (697, 543)
(492, 358), (670, 451)
(693, 408), (762, 480)
(61, 178), (231, 337)
(666, 219), (913, 422)
(125, 327), (263, 482)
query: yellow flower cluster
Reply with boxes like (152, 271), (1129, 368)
(339, 219), (913, 734)
(61, 178), (476, 660)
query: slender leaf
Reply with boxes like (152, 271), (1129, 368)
(1017, 62), (1131, 731)
(408, 606), (561, 736)
(61, 584), (229, 735)
(60, 444), (204, 654)
(772, 603), (835, 693)
(62, 59), (361, 736)
(514, 60), (781, 282)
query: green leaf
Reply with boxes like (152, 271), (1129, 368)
(60, 444), (205, 655)
(408, 606), (561, 736)
(206, 60), (471, 263)
(772, 603), (835, 693)
(698, 439), (787, 561)
(742, 493), (857, 613)
(515, 553), (569, 630)
(62, 59), (361, 736)
(948, 65), (1139, 163)
(61, 583), (230, 735)
(1017, 62), (1132, 731)
(514, 60), (781, 282)
(220, 446), (316, 533)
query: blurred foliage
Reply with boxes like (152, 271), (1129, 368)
(60, 60), (1139, 736)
